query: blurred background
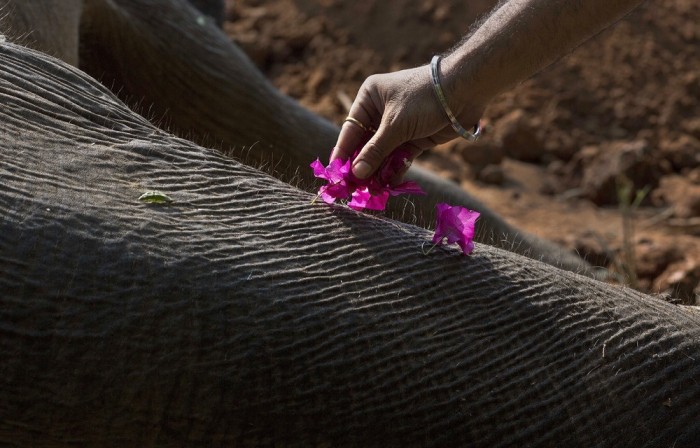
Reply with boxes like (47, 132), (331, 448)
(222, 0), (699, 303)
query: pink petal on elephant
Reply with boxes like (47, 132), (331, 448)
(311, 150), (423, 212)
(311, 158), (349, 183)
(348, 188), (389, 211)
(364, 190), (390, 210)
(328, 158), (351, 183)
(432, 203), (480, 255)
(319, 183), (350, 204)
(310, 158), (327, 178)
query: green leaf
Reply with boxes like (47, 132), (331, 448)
(138, 191), (173, 204)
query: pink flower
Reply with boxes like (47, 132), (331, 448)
(431, 203), (480, 255)
(310, 158), (352, 204)
(310, 147), (425, 211)
(311, 158), (349, 183)
(348, 187), (389, 211)
(318, 183), (350, 204)
(378, 147), (413, 184)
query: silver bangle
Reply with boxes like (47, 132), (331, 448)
(430, 55), (481, 142)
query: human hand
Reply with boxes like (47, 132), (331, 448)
(331, 63), (484, 181)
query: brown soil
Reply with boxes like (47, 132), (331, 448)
(223, 0), (700, 304)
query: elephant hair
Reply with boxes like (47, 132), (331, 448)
(1, 40), (699, 447)
(74, 0), (594, 275)
(0, 0), (82, 66)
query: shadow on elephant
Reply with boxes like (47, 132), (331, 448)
(0, 0), (598, 275)
(1, 36), (699, 446)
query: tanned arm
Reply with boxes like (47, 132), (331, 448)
(332, 0), (646, 180)
(442, 0), (645, 108)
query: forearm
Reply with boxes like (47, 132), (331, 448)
(441, 0), (645, 106)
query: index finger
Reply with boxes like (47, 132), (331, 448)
(331, 101), (377, 163)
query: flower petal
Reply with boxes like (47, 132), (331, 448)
(347, 188), (389, 211)
(310, 158), (328, 179)
(379, 147), (413, 185)
(325, 158), (349, 183)
(319, 183), (350, 203)
(311, 151), (424, 213)
(363, 190), (389, 210)
(431, 203), (480, 255)
(347, 188), (371, 210)
(457, 239), (476, 255)
(318, 186), (338, 204)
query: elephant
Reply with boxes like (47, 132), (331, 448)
(0, 0), (598, 276)
(1, 33), (700, 447)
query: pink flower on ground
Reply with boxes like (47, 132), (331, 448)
(431, 203), (480, 255)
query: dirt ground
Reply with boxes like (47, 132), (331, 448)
(222, 0), (700, 304)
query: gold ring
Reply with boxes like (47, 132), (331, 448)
(344, 116), (370, 133)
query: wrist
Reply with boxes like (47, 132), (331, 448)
(439, 48), (497, 114)
(429, 56), (481, 141)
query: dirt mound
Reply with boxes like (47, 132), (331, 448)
(224, 0), (700, 304)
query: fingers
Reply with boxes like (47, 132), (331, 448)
(331, 86), (378, 163)
(336, 115), (437, 181)
(332, 70), (441, 180)
(351, 118), (406, 179)
(330, 119), (370, 163)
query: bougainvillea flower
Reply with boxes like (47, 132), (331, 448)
(318, 183), (350, 204)
(348, 187), (389, 211)
(377, 147), (425, 197)
(311, 158), (350, 184)
(378, 147), (413, 184)
(431, 203), (480, 255)
(310, 158), (352, 203)
(310, 147), (425, 211)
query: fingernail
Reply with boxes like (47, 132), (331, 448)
(353, 160), (372, 179)
(330, 146), (340, 159)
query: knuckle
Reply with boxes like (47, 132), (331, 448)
(358, 77), (376, 96)
(364, 74), (380, 88)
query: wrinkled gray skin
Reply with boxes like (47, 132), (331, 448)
(0, 0), (82, 65)
(0, 0), (596, 275)
(2, 25), (700, 448)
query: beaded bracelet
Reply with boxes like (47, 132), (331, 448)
(430, 55), (481, 141)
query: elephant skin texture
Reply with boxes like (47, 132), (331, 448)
(0, 0), (82, 66)
(1, 41), (699, 447)
(31, 0), (589, 274)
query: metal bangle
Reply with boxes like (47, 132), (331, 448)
(430, 55), (481, 142)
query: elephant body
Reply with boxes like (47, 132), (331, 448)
(0, 0), (83, 65)
(1, 40), (699, 447)
(0, 0), (596, 275)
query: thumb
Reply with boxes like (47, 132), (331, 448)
(351, 122), (405, 180)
